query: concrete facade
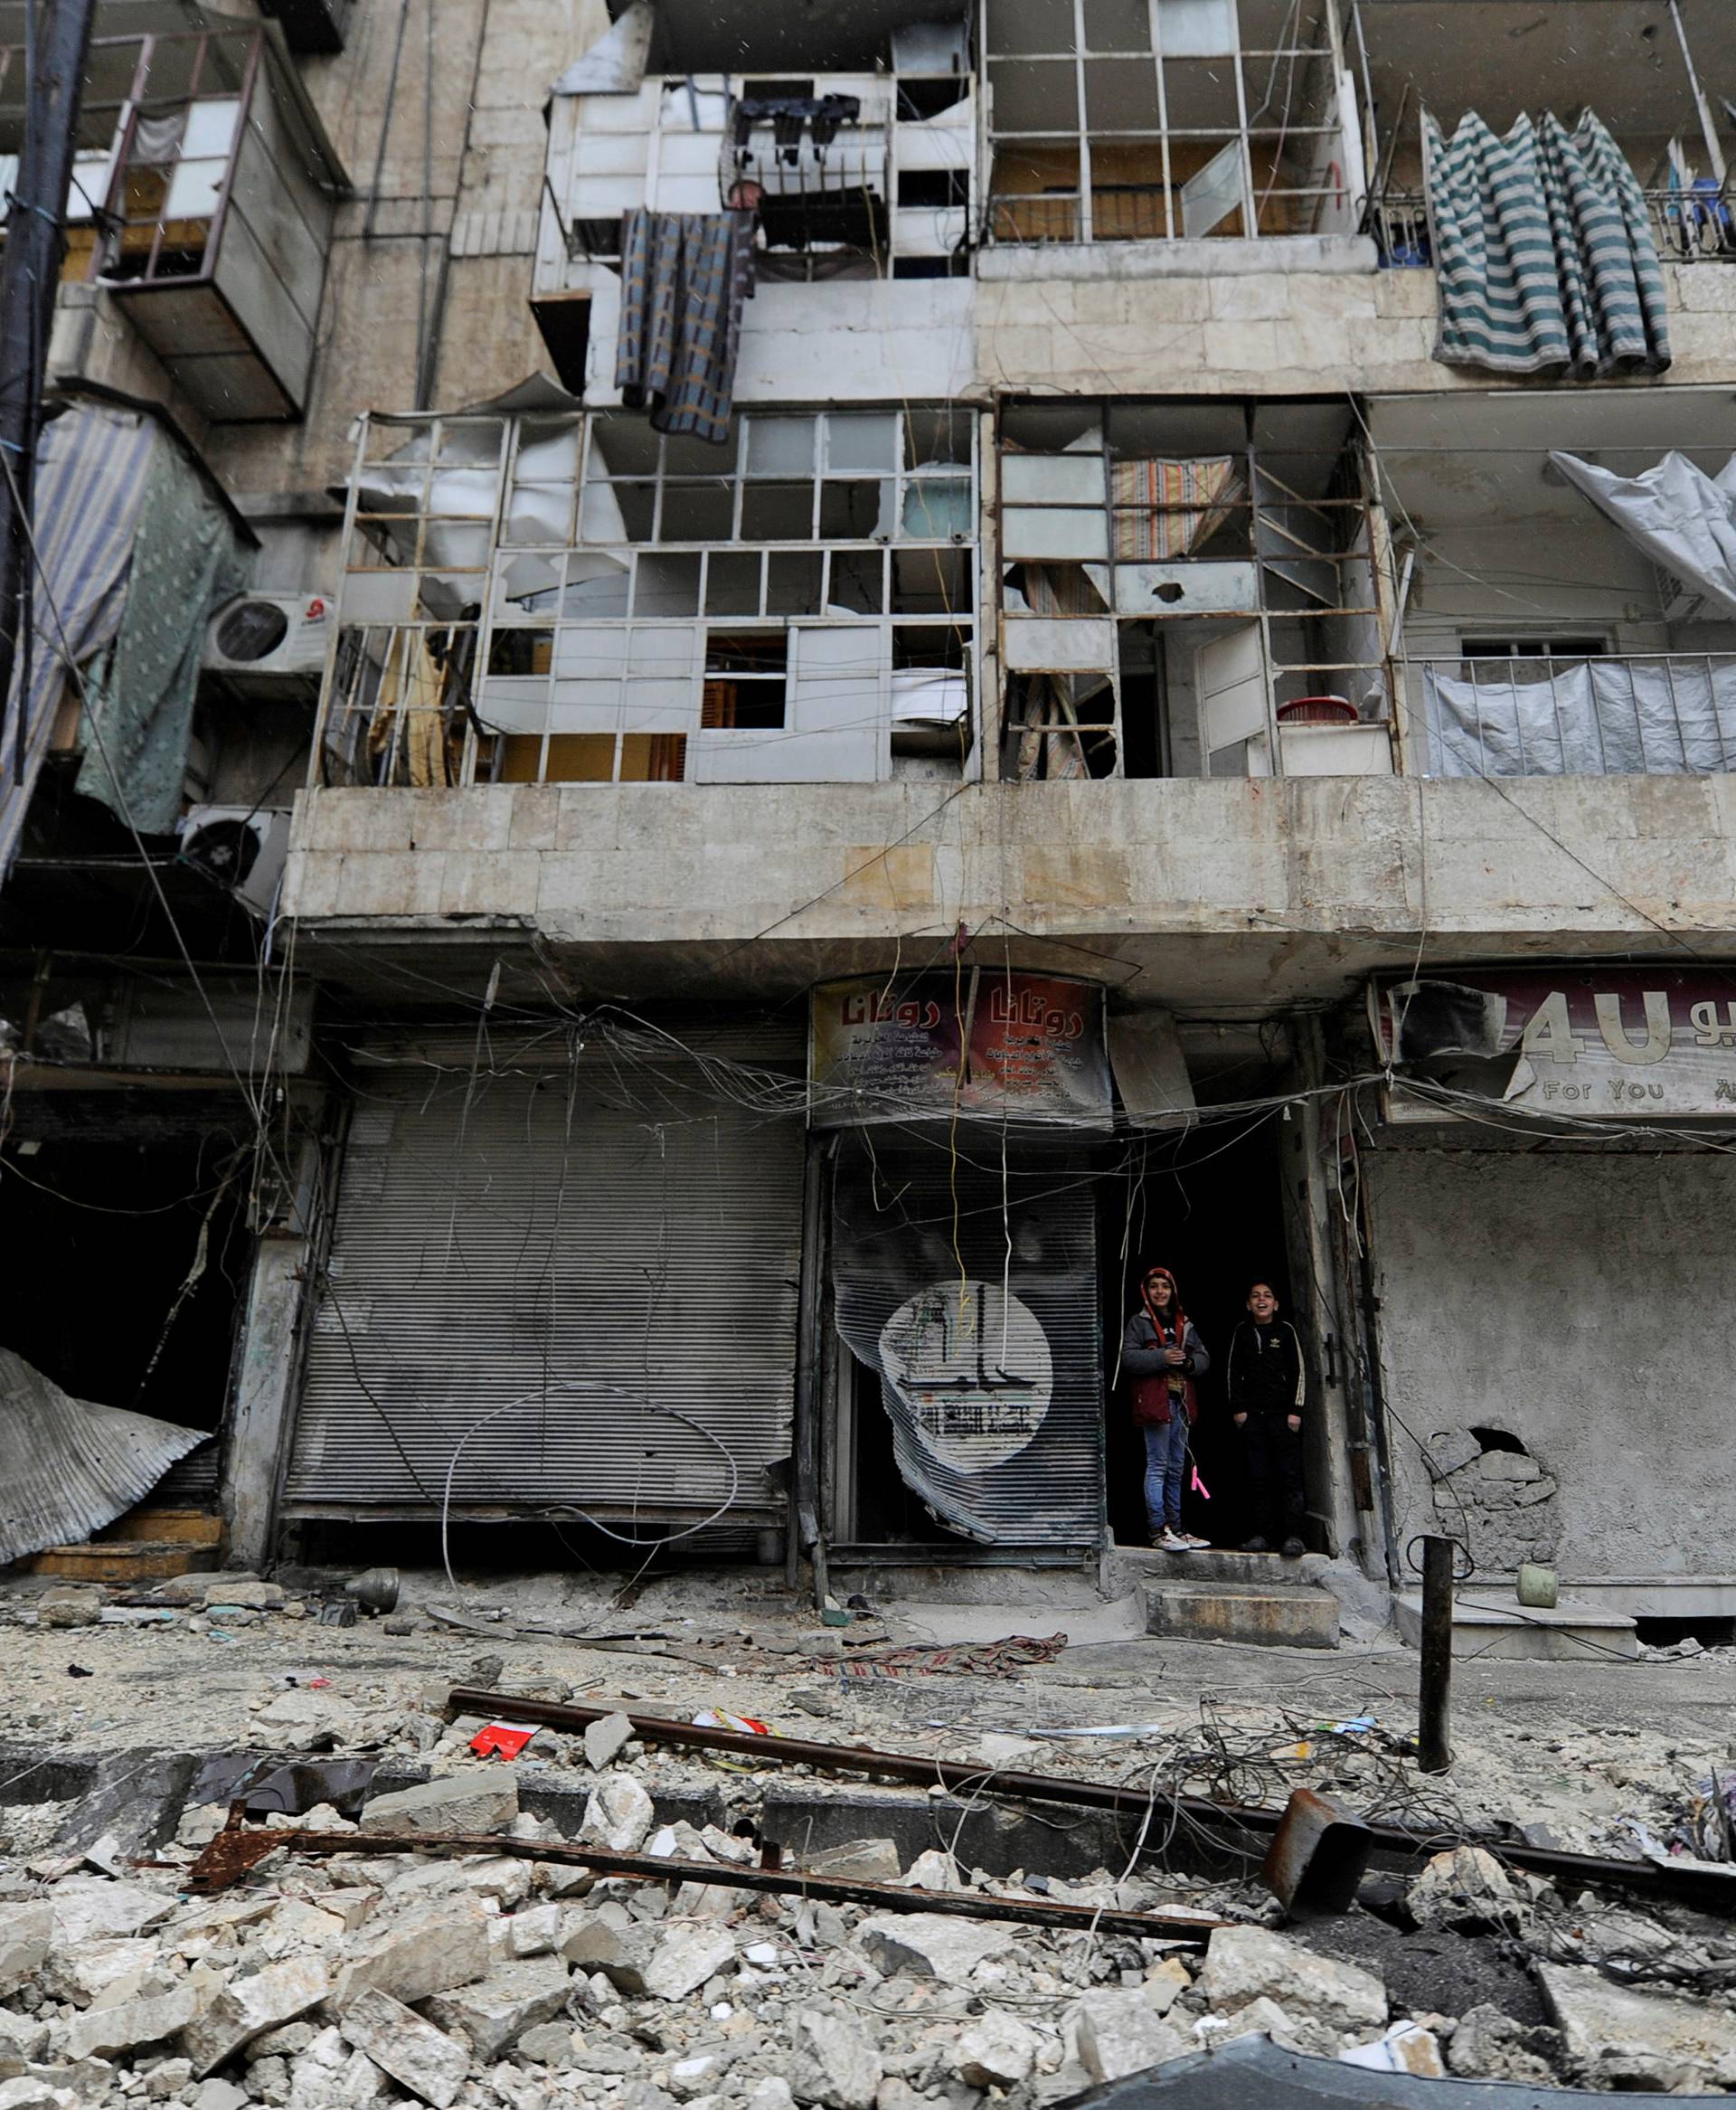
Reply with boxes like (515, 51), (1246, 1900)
(9, 0), (1736, 1612)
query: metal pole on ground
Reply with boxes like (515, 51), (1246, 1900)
(1418, 1532), (1456, 1774)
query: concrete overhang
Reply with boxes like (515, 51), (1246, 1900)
(282, 773), (1736, 1014)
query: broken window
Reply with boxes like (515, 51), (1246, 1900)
(998, 398), (1390, 779)
(984, 0), (1354, 246)
(320, 406), (977, 789)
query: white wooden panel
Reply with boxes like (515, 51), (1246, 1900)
(1003, 507), (1110, 561)
(573, 130), (649, 175)
(1114, 561), (1259, 617)
(1004, 616), (1118, 672)
(476, 677), (550, 733)
(1277, 723), (1393, 776)
(1002, 454), (1105, 504)
(1197, 620), (1269, 757)
(690, 623), (883, 782)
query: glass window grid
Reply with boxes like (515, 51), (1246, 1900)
(995, 398), (1384, 776)
(983, 0), (1347, 244)
(322, 411), (977, 790)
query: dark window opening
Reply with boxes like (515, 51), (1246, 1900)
(703, 632), (787, 730)
(1468, 1425), (1530, 1456)
(892, 254), (969, 279)
(898, 168), (970, 208)
(897, 78), (968, 120)
(531, 295), (591, 395)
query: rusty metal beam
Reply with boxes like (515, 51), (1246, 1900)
(443, 1687), (1736, 1914)
(186, 1823), (1227, 1941)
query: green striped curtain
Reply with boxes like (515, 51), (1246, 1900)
(1423, 109), (1672, 378)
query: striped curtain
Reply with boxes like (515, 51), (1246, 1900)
(1111, 456), (1246, 561)
(1424, 109), (1671, 378)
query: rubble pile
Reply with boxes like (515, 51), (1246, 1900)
(0, 1758), (1733, 2107)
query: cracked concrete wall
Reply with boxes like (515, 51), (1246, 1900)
(1367, 1150), (1736, 1583)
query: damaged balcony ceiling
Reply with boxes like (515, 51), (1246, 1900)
(606, 0), (960, 73)
(1354, 0), (1725, 137)
(1367, 386), (1736, 528)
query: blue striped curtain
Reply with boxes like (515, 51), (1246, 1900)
(1424, 109), (1672, 378)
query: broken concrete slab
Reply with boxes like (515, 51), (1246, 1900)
(421, 1954), (571, 2060)
(955, 2014), (1043, 2088)
(561, 1915), (658, 1995)
(805, 1840), (901, 1882)
(1539, 1962), (1736, 2092)
(584, 1714), (633, 1771)
(329, 1901), (492, 2008)
(0, 1909), (51, 1999)
(61, 1987), (195, 2062)
(854, 1915), (1013, 1985)
(337, 1986), (469, 2109)
(1406, 1848), (1527, 1934)
(1197, 1927), (1385, 2041)
(643, 1925), (736, 2001)
(37, 1590), (104, 1629)
(786, 2010), (881, 2110)
(1073, 1991), (1189, 2082)
(183, 1957), (330, 2077)
(46, 1881), (175, 1949)
(359, 1772), (518, 1837)
(580, 1774), (656, 1853)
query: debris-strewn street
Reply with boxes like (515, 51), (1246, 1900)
(4, 1566), (1736, 2107)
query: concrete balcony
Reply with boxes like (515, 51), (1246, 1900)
(282, 771), (1736, 1008)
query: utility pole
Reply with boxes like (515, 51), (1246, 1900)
(0, 0), (99, 781)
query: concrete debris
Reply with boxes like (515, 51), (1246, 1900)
(1445, 2003), (1562, 2085)
(580, 1774), (656, 1853)
(1405, 1847), (1527, 1933)
(584, 1713), (634, 1771)
(854, 1914), (1013, 1983)
(1538, 1960), (1736, 2091)
(804, 1839), (901, 1882)
(421, 1953), (571, 2058)
(330, 1899), (492, 2006)
(642, 1924), (736, 2001)
(1339, 2020), (1448, 2077)
(184, 1956), (330, 2077)
(359, 1771), (519, 1836)
(1072, 1991), (1189, 2081)
(337, 1985), (471, 2108)
(46, 1880), (174, 1948)
(0, 1907), (52, 1998)
(954, 2013), (1043, 2088)
(786, 2010), (882, 2110)
(1196, 1927), (1386, 2048)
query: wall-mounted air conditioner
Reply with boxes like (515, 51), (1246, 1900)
(180, 806), (292, 919)
(203, 592), (334, 699)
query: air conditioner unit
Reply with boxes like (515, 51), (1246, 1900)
(203, 592), (334, 698)
(181, 805), (292, 920)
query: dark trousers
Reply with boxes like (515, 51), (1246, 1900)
(1238, 1413), (1306, 1541)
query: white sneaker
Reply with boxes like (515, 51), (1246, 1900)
(1156, 1528), (1191, 1551)
(1179, 1532), (1212, 1549)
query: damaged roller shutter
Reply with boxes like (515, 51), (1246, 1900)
(287, 1029), (804, 1529)
(831, 1140), (1104, 1547)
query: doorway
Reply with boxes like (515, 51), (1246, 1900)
(1100, 1114), (1295, 1551)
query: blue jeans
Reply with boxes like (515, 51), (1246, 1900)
(1143, 1416), (1189, 1534)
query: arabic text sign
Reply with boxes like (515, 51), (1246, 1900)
(810, 970), (1112, 1126)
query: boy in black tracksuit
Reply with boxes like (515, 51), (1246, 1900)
(1225, 1281), (1308, 1556)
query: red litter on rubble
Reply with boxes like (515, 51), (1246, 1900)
(692, 1709), (771, 1736)
(470, 1720), (540, 1761)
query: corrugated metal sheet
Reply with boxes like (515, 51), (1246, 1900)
(832, 1138), (1105, 1547)
(0, 1348), (211, 1565)
(288, 1046), (805, 1524)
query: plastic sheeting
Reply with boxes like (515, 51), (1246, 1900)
(831, 1140), (1104, 1547)
(1551, 450), (1736, 620)
(1424, 658), (1736, 778)
(76, 422), (251, 833)
(552, 0), (655, 96)
(0, 1348), (208, 1566)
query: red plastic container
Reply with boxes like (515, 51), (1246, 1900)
(1278, 695), (1357, 725)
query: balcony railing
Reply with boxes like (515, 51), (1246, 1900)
(1370, 186), (1735, 268)
(1410, 655), (1736, 778)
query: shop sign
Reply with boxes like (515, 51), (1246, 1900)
(1369, 969), (1736, 1121)
(810, 969), (1112, 1127)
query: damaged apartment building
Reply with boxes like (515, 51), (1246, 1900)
(2, 0), (1735, 1654)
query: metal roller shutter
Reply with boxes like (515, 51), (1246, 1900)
(286, 1044), (805, 1526)
(831, 1136), (1105, 1547)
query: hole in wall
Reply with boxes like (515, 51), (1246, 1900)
(1468, 1426), (1529, 1456)
(1634, 1616), (1736, 1649)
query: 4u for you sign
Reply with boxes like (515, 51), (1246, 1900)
(1371, 970), (1736, 1121)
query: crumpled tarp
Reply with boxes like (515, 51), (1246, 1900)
(0, 1347), (209, 1567)
(1551, 450), (1736, 620)
(1424, 109), (1671, 377)
(0, 402), (157, 885)
(75, 430), (252, 834)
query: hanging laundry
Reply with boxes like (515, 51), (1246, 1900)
(615, 209), (758, 446)
(1423, 109), (1671, 378)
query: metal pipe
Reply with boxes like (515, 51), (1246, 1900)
(1417, 1534), (1455, 1774)
(440, 1687), (1736, 1911)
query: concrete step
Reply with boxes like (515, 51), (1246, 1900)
(1394, 1591), (1637, 1662)
(826, 1561), (1104, 1611)
(1142, 1578), (1340, 1651)
(1114, 1544), (1329, 1592)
